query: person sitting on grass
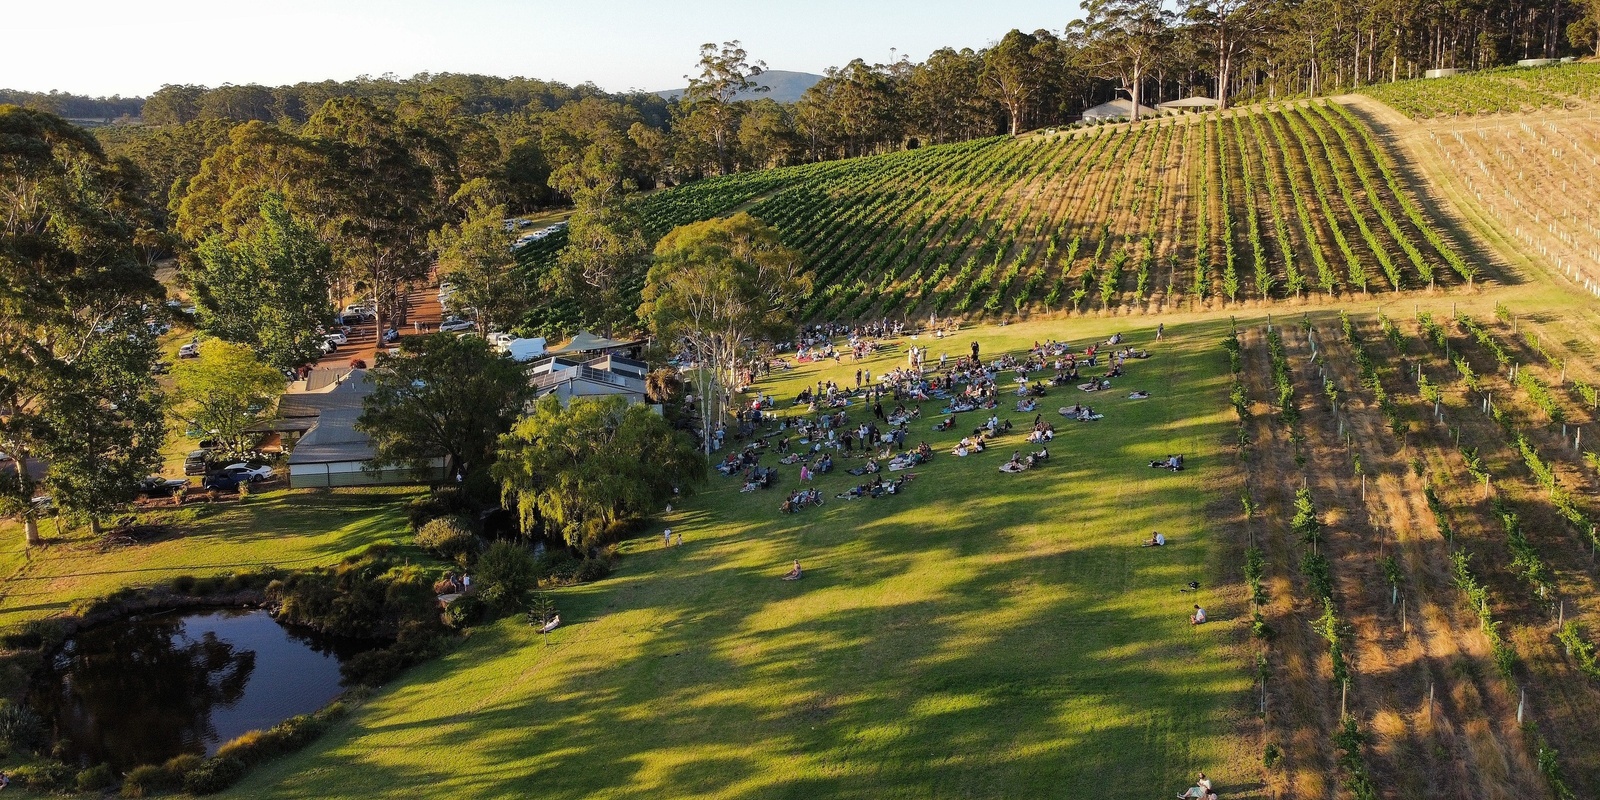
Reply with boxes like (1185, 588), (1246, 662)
(1142, 531), (1166, 547)
(1177, 774), (1216, 799)
(1190, 605), (1207, 625)
(783, 560), (803, 580)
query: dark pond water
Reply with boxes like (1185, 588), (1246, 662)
(30, 609), (373, 771)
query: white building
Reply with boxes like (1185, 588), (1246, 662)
(1082, 98), (1160, 121)
(1157, 96), (1220, 114)
(282, 370), (446, 489)
(528, 354), (651, 406)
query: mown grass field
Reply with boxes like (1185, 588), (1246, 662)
(227, 315), (1258, 800)
(0, 486), (421, 626)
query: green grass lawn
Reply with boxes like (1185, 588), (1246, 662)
(0, 486), (421, 625)
(229, 315), (1258, 800)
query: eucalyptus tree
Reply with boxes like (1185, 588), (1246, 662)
(189, 191), (336, 371)
(637, 213), (809, 453)
(680, 41), (767, 175)
(0, 106), (164, 544)
(982, 29), (1060, 135)
(1184, 0), (1273, 108)
(1071, 0), (1174, 120)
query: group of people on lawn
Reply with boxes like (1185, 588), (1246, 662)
(732, 330), (1164, 516)
(753, 325), (1220, 792)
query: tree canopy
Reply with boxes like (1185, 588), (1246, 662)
(356, 334), (531, 481)
(495, 394), (704, 550)
(0, 105), (163, 544)
(168, 340), (285, 461)
(188, 192), (336, 371)
(638, 213), (808, 451)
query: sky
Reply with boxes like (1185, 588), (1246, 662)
(6, 0), (1082, 98)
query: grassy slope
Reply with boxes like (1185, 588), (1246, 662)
(0, 486), (421, 625)
(232, 315), (1256, 800)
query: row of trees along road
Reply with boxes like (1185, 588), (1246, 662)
(0, 106), (166, 543)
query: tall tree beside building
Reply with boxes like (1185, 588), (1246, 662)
(0, 106), (163, 545)
(357, 334), (531, 482)
(188, 191), (336, 371)
(637, 213), (809, 453)
(1073, 0), (1174, 119)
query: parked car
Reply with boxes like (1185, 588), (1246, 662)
(177, 341), (200, 359)
(221, 463), (275, 482)
(201, 473), (240, 492)
(137, 476), (188, 497)
(323, 331), (349, 346)
(319, 338), (338, 355)
(183, 450), (212, 476)
(340, 304), (376, 323)
(438, 317), (476, 333)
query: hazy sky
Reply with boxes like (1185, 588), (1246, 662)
(7, 0), (1082, 97)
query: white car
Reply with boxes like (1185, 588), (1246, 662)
(319, 338), (338, 354)
(177, 341), (200, 359)
(221, 463), (274, 482)
(486, 332), (514, 350)
(323, 332), (349, 346)
(438, 317), (476, 333)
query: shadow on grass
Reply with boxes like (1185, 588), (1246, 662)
(229, 320), (1268, 800)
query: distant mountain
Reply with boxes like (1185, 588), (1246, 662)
(655, 70), (823, 104)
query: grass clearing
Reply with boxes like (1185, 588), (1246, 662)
(0, 486), (422, 625)
(229, 315), (1259, 800)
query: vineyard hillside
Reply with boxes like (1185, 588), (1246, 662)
(1358, 62), (1600, 119)
(1347, 65), (1600, 308)
(517, 101), (1484, 326)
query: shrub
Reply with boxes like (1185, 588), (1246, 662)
(163, 753), (203, 776)
(575, 558), (611, 583)
(181, 755), (247, 795)
(0, 619), (67, 651)
(339, 634), (449, 687)
(271, 555), (444, 639)
(75, 762), (116, 792)
(10, 759), (73, 790)
(169, 574), (197, 593)
(415, 516), (479, 561)
(216, 713), (329, 766)
(406, 486), (473, 529)
(445, 594), (485, 628)
(0, 700), (45, 752)
(477, 541), (537, 609)
(121, 764), (174, 797)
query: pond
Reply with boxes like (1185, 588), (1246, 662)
(30, 609), (374, 771)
